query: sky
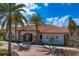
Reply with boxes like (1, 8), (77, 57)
(23, 3), (79, 27)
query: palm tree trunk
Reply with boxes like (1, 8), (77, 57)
(7, 4), (12, 56)
(7, 15), (12, 56)
(35, 23), (38, 44)
(15, 21), (17, 41)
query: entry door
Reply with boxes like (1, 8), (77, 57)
(39, 34), (42, 42)
(24, 33), (32, 41)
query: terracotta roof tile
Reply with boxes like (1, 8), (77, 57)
(15, 24), (69, 34)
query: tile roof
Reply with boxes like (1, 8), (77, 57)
(16, 24), (69, 34)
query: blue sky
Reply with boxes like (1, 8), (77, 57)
(23, 3), (79, 27)
(33, 3), (79, 18)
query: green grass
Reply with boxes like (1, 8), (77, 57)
(0, 49), (19, 56)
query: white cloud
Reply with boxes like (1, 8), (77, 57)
(19, 3), (41, 23)
(20, 3), (41, 15)
(46, 15), (72, 27)
(73, 18), (79, 25)
(44, 3), (49, 6)
(26, 8), (36, 15)
(46, 18), (53, 22)
(46, 15), (79, 27)
(46, 17), (58, 23)
(25, 3), (41, 10)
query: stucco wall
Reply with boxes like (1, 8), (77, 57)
(42, 33), (64, 45)
(20, 31), (36, 41)
(5, 29), (64, 45)
(5, 29), (18, 40)
(21, 31), (36, 36)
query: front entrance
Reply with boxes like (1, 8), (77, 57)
(23, 33), (33, 42)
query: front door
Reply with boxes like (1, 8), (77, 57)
(24, 33), (33, 42)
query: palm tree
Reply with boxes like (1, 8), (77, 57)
(13, 11), (27, 42)
(68, 17), (77, 46)
(0, 3), (26, 56)
(68, 17), (76, 36)
(30, 14), (44, 44)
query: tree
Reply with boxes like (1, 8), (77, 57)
(68, 17), (77, 47)
(13, 11), (27, 42)
(68, 17), (76, 36)
(30, 14), (44, 44)
(0, 3), (26, 56)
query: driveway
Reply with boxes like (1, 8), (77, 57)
(0, 41), (50, 56)
(1, 41), (79, 56)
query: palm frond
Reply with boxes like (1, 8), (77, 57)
(2, 19), (7, 29)
(0, 4), (9, 12)
(18, 12), (27, 23)
(17, 18), (24, 27)
(12, 4), (26, 12)
(30, 14), (44, 24)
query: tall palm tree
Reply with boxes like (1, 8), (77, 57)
(68, 17), (77, 46)
(68, 17), (76, 36)
(2, 12), (27, 40)
(0, 3), (26, 56)
(13, 11), (27, 42)
(30, 14), (44, 44)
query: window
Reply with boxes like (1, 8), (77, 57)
(56, 36), (59, 39)
(47, 35), (49, 39)
(55, 36), (59, 42)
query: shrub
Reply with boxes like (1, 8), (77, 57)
(0, 49), (19, 56)
(44, 42), (64, 46)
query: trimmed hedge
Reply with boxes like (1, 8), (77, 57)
(44, 42), (64, 46)
(0, 49), (19, 56)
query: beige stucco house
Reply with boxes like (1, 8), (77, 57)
(0, 24), (69, 45)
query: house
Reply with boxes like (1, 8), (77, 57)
(0, 23), (6, 41)
(1, 24), (69, 45)
(10, 24), (69, 45)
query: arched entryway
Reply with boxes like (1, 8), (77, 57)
(23, 33), (33, 42)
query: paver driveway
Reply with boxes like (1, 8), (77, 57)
(0, 41), (50, 56)
(1, 41), (79, 56)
